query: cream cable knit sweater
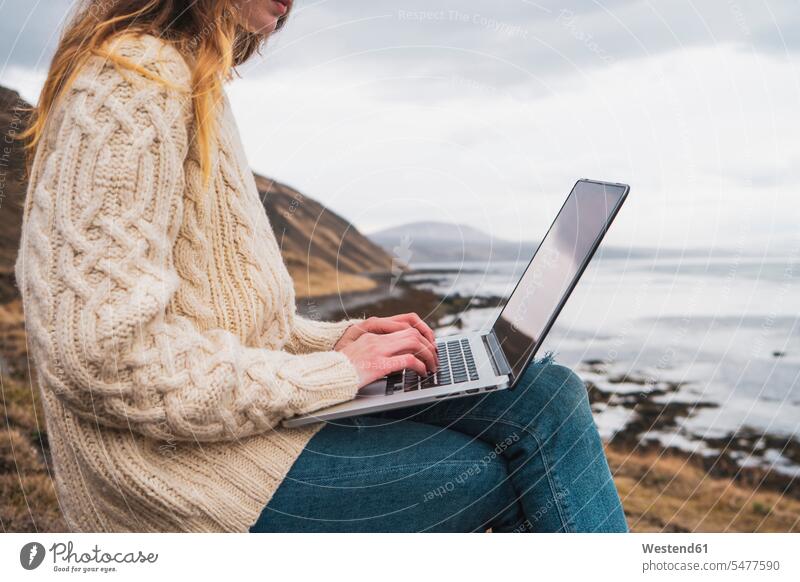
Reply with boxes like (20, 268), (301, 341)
(15, 34), (364, 532)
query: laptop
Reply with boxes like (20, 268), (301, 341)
(283, 179), (630, 428)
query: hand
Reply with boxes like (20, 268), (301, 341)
(338, 328), (439, 388)
(334, 313), (438, 365)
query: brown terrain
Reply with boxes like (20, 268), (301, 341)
(1, 85), (798, 533)
(254, 174), (396, 298)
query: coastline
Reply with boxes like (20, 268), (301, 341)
(301, 270), (800, 508)
(2, 271), (797, 532)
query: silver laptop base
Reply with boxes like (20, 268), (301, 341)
(283, 331), (510, 428)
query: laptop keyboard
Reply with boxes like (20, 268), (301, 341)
(385, 338), (480, 395)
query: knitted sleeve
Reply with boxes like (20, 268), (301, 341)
(285, 314), (365, 354)
(27, 39), (361, 442)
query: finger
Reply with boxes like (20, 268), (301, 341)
(390, 327), (436, 359)
(345, 322), (370, 341)
(359, 317), (412, 336)
(416, 334), (438, 371)
(382, 329), (438, 372)
(404, 326), (438, 368)
(385, 354), (428, 378)
(393, 312), (436, 346)
(388, 342), (437, 373)
(383, 314), (437, 364)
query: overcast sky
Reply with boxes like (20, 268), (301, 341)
(2, 0), (799, 252)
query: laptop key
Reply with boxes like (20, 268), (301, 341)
(421, 373), (437, 388)
(404, 370), (420, 391)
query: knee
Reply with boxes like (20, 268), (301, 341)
(456, 456), (513, 519)
(519, 362), (593, 429)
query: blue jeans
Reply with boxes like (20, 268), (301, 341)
(249, 359), (628, 532)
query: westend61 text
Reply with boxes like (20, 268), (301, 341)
(642, 543), (708, 554)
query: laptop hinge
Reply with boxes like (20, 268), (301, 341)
(482, 330), (512, 377)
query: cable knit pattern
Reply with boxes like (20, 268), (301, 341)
(15, 34), (363, 532)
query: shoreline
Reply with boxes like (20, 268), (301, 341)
(303, 271), (800, 502)
(2, 271), (798, 531)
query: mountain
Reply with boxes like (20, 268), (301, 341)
(369, 221), (537, 265)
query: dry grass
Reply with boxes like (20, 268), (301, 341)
(288, 265), (377, 298)
(3, 371), (798, 532)
(1, 373), (67, 532)
(1, 274), (797, 532)
(607, 446), (800, 532)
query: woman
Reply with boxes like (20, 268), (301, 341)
(16, 0), (627, 532)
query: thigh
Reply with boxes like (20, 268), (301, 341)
(249, 417), (525, 532)
(376, 359), (627, 532)
(379, 357), (591, 439)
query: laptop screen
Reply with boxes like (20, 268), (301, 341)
(491, 180), (627, 380)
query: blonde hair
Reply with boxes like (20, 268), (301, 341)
(21, 0), (288, 184)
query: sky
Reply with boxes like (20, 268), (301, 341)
(2, 0), (799, 253)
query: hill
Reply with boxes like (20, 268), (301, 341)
(0, 86), (396, 301)
(256, 175), (397, 297)
(0, 87), (29, 303)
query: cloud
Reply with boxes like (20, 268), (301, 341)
(0, 0), (68, 70)
(2, 0), (798, 250)
(4, 0), (799, 80)
(227, 40), (800, 249)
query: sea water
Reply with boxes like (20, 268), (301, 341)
(405, 251), (800, 475)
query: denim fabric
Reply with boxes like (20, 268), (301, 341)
(249, 359), (628, 532)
